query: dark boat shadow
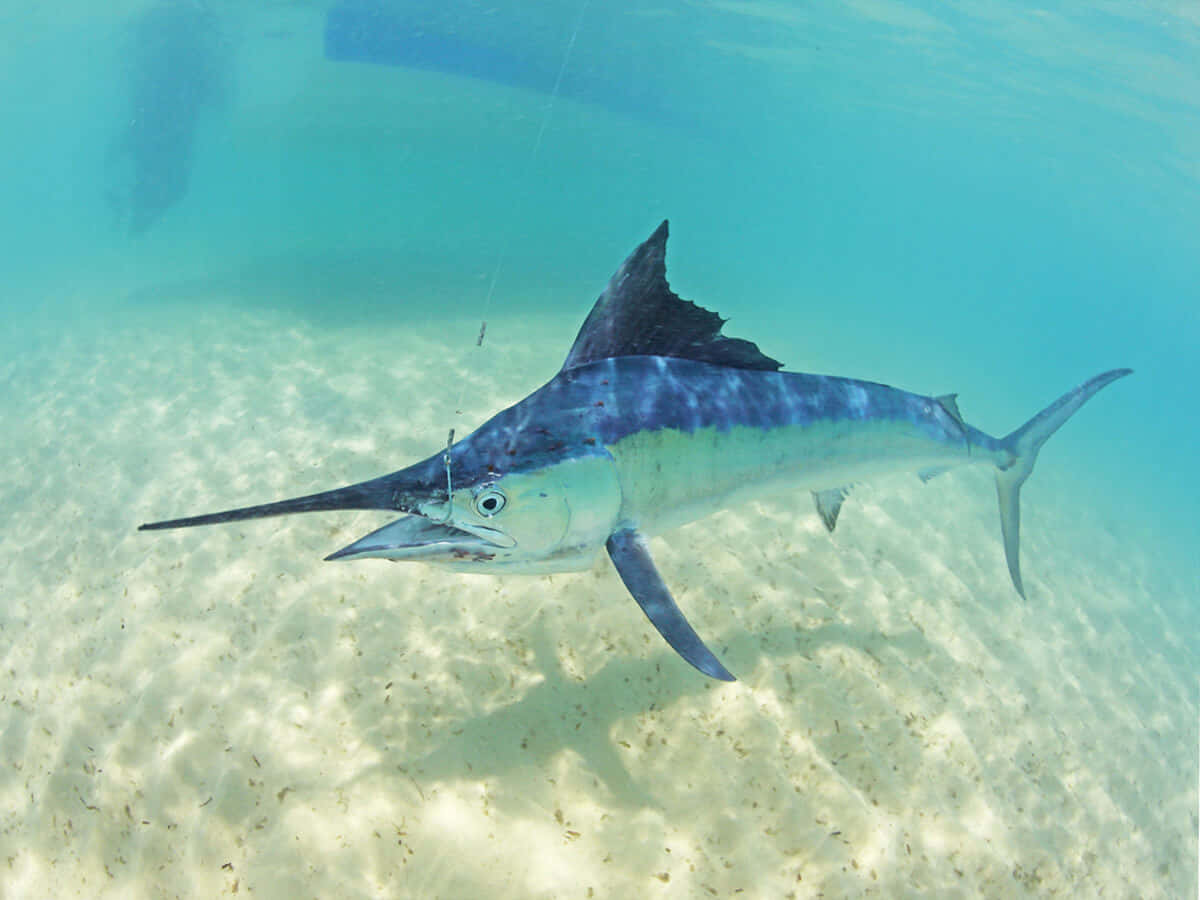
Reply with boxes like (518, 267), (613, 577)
(107, 0), (226, 236)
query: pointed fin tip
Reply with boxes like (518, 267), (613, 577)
(812, 488), (850, 532)
(992, 366), (1132, 599)
(560, 222), (783, 373)
(996, 471), (1028, 600)
(935, 393), (965, 428)
(606, 527), (736, 681)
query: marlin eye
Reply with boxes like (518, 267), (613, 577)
(474, 487), (507, 517)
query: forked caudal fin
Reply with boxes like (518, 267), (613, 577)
(995, 368), (1132, 598)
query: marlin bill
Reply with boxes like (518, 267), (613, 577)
(140, 221), (1131, 681)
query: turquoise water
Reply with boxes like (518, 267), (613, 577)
(1, 2), (1196, 897)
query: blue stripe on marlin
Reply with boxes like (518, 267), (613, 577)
(140, 221), (1132, 682)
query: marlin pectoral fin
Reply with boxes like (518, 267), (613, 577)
(605, 527), (735, 682)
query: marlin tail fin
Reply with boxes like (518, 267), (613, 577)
(995, 368), (1132, 597)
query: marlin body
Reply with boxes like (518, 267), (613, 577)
(141, 221), (1131, 681)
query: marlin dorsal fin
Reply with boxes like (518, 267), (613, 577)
(935, 393), (965, 427)
(561, 220), (783, 372)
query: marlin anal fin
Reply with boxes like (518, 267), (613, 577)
(812, 488), (850, 532)
(605, 527), (736, 681)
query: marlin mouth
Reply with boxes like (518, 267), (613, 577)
(324, 513), (512, 562)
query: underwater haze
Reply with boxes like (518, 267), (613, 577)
(1, 1), (1196, 897)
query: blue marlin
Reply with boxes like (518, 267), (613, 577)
(140, 222), (1131, 681)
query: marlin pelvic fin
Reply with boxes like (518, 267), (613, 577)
(605, 527), (736, 681)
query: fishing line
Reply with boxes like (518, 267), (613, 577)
(441, 0), (591, 505)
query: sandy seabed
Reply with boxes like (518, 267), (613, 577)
(0, 300), (1195, 899)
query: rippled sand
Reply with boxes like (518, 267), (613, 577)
(0, 302), (1194, 898)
